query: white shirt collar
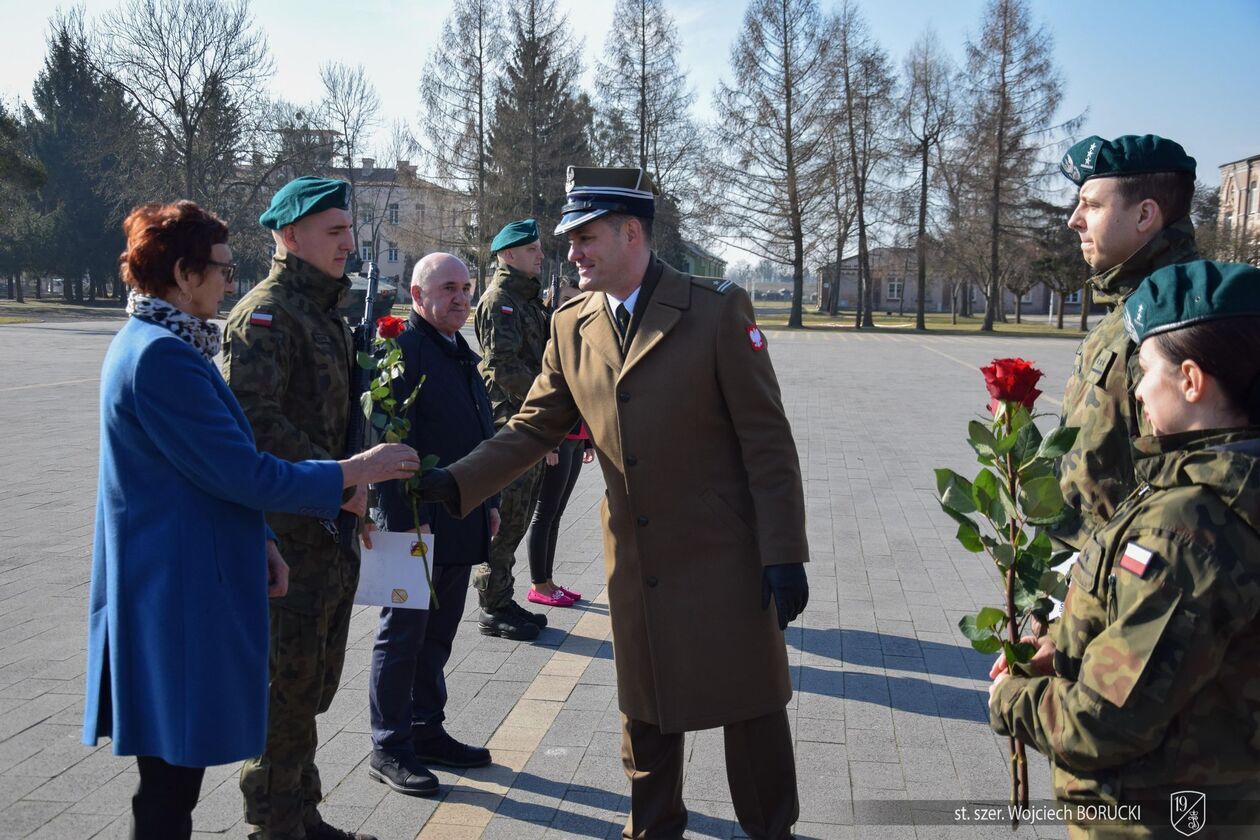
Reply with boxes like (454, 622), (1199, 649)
(605, 285), (642, 314)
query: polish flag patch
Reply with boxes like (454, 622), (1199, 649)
(746, 324), (766, 351)
(500, 305), (514, 315)
(249, 311), (274, 328)
(1119, 542), (1153, 577)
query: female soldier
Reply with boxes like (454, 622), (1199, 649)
(988, 259), (1260, 838)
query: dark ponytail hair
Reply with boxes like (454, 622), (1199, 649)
(1152, 317), (1260, 423)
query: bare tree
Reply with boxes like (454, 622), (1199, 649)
(963, 0), (1073, 331)
(900, 29), (956, 330)
(419, 0), (502, 290)
(594, 0), (703, 262)
(96, 0), (272, 208)
(828, 1), (895, 329)
(712, 0), (831, 328)
(319, 62), (381, 242)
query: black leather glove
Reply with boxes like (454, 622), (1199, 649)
(416, 468), (461, 515)
(761, 563), (809, 631)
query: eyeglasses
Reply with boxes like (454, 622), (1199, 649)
(207, 260), (237, 283)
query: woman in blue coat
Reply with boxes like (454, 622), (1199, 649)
(83, 200), (419, 839)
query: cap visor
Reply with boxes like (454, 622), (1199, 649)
(554, 208), (610, 236)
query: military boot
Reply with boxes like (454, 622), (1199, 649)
(478, 605), (540, 640)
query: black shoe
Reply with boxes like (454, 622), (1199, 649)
(507, 599), (547, 629)
(414, 729), (492, 768)
(305, 820), (380, 840)
(367, 752), (439, 797)
(479, 606), (541, 640)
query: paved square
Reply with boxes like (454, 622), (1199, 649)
(0, 318), (1082, 839)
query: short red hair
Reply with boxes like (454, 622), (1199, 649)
(119, 201), (229, 296)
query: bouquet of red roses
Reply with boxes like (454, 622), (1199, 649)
(934, 357), (1076, 820)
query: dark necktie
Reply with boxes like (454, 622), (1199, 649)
(614, 303), (631, 342)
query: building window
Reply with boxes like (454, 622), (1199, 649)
(1252, 180), (1259, 213)
(1021, 289), (1034, 304)
(363, 209), (374, 224)
(1066, 290), (1081, 304)
(388, 203), (399, 225)
(387, 242), (399, 262)
(361, 241), (373, 261)
(886, 279), (903, 301)
(417, 203), (425, 225)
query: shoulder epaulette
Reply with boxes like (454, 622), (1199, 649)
(691, 275), (736, 295)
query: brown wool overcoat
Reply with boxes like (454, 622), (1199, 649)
(448, 259), (808, 733)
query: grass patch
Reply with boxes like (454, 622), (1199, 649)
(754, 302), (1090, 338)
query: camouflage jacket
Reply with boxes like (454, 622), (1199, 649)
(1052, 218), (1199, 550)
(992, 428), (1260, 804)
(474, 263), (549, 427)
(222, 254), (353, 544)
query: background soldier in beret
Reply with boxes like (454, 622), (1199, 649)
(418, 167), (809, 840)
(471, 219), (550, 640)
(222, 177), (376, 840)
(1052, 135), (1200, 553)
(990, 260), (1260, 838)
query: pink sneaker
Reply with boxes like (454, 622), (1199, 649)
(527, 588), (576, 607)
(555, 585), (582, 601)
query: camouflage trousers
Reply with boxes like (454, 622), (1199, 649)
(474, 461), (544, 611)
(240, 540), (359, 839)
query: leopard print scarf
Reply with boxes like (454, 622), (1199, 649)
(126, 292), (222, 361)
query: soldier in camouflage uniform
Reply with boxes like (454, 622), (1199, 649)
(222, 177), (376, 840)
(1051, 135), (1199, 552)
(472, 219), (551, 640)
(990, 261), (1260, 839)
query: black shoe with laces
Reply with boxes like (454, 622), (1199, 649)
(305, 819), (380, 840)
(507, 599), (547, 629)
(478, 606), (541, 640)
(414, 729), (492, 768)
(367, 751), (439, 797)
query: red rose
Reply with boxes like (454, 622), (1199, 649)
(376, 315), (406, 339)
(981, 357), (1043, 414)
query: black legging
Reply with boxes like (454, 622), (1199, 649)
(527, 437), (585, 584)
(131, 755), (206, 839)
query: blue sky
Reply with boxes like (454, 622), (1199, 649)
(2, 0), (1257, 186)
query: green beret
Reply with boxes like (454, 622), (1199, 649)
(259, 176), (350, 230)
(491, 219), (539, 254)
(1124, 260), (1260, 343)
(1059, 134), (1196, 186)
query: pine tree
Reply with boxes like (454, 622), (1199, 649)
(26, 10), (139, 302)
(485, 0), (591, 276)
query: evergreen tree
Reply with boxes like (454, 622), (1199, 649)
(485, 0), (591, 277)
(26, 10), (139, 302)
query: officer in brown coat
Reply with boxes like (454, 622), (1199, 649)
(417, 167), (809, 840)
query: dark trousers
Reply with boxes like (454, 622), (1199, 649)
(131, 755), (206, 840)
(369, 563), (472, 754)
(527, 438), (585, 583)
(620, 709), (798, 840)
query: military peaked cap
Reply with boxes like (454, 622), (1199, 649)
(259, 176), (350, 230)
(1059, 134), (1196, 186)
(491, 219), (539, 254)
(1124, 260), (1260, 343)
(554, 167), (657, 235)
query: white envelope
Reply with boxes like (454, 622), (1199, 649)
(354, 531), (434, 610)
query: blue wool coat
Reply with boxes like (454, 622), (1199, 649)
(374, 312), (498, 566)
(83, 317), (343, 767)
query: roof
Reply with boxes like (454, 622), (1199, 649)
(680, 240), (727, 265)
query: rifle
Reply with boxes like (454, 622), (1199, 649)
(549, 273), (561, 311)
(334, 260), (380, 547)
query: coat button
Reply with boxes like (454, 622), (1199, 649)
(646, 576), (658, 587)
(626, 455), (638, 467)
(637, 515), (649, 526)
(618, 391), (631, 403)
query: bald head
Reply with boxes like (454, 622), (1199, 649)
(411, 252), (472, 337)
